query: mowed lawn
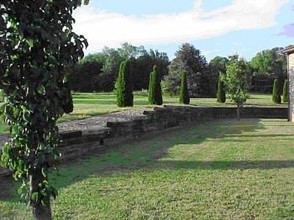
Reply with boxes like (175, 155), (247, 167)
(0, 92), (286, 131)
(60, 92), (286, 122)
(0, 118), (293, 219)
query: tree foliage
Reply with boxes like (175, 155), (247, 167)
(179, 71), (190, 104)
(116, 60), (134, 107)
(165, 43), (211, 97)
(216, 74), (226, 103)
(222, 56), (251, 120)
(148, 65), (163, 105)
(250, 47), (286, 76)
(282, 79), (289, 103)
(209, 56), (228, 75)
(209, 56), (228, 97)
(249, 47), (288, 94)
(69, 45), (169, 92)
(68, 60), (103, 92)
(0, 1), (87, 219)
(272, 79), (281, 104)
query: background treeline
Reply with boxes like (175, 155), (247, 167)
(69, 43), (169, 92)
(68, 42), (290, 97)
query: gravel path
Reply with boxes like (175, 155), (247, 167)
(58, 109), (149, 132)
(0, 109), (151, 146)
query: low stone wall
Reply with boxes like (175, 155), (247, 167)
(0, 105), (288, 177)
(105, 105), (287, 140)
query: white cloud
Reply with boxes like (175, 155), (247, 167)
(73, 0), (288, 54)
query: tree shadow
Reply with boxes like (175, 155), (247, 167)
(157, 160), (294, 170)
(1, 118), (293, 202)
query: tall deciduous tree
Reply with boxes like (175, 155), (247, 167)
(222, 56), (251, 120)
(116, 60), (134, 107)
(148, 65), (163, 105)
(250, 47), (287, 76)
(0, 1), (88, 219)
(179, 71), (190, 104)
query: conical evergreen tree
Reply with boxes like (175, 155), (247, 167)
(116, 60), (133, 107)
(216, 73), (226, 103)
(282, 79), (289, 103)
(272, 79), (281, 104)
(179, 70), (190, 104)
(148, 65), (163, 105)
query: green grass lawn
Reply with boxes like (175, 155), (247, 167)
(1, 118), (293, 219)
(0, 92), (286, 127)
(60, 92), (286, 122)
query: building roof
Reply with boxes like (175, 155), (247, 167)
(281, 46), (294, 55)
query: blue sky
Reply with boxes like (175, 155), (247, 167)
(73, 0), (294, 61)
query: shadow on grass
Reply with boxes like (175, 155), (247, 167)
(158, 160), (294, 170)
(223, 134), (294, 138)
(1, 118), (293, 202)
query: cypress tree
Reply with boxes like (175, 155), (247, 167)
(148, 65), (163, 105)
(116, 60), (133, 107)
(272, 79), (281, 104)
(282, 79), (289, 103)
(216, 73), (226, 103)
(179, 70), (190, 104)
(148, 67), (155, 104)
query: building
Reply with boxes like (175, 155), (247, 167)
(282, 46), (294, 121)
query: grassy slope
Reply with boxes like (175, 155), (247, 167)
(1, 119), (293, 219)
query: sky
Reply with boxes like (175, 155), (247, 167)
(73, 0), (294, 61)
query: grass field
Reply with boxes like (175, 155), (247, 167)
(0, 92), (282, 133)
(61, 91), (286, 122)
(1, 118), (293, 219)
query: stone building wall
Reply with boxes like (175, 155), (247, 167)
(289, 53), (294, 121)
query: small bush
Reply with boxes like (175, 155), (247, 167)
(282, 79), (289, 103)
(179, 70), (190, 104)
(272, 79), (281, 104)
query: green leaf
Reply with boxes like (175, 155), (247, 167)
(26, 39), (34, 48)
(31, 192), (40, 202)
(12, 124), (20, 135)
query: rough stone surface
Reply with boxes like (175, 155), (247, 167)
(58, 109), (149, 133)
(0, 105), (288, 177)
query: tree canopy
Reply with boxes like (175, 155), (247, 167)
(250, 47), (286, 76)
(0, 1), (87, 219)
(68, 44), (169, 92)
(165, 43), (213, 97)
(222, 56), (251, 120)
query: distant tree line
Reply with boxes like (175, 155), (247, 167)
(68, 42), (290, 98)
(68, 43), (169, 92)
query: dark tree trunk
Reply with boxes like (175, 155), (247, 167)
(30, 169), (52, 220)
